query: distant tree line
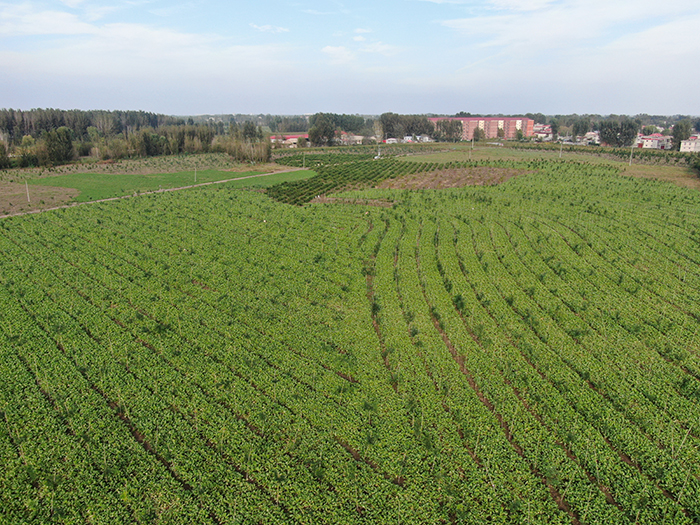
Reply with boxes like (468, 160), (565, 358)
(0, 108), (185, 143)
(0, 108), (272, 167)
(307, 113), (377, 147)
(379, 113), (434, 140)
(268, 116), (309, 133)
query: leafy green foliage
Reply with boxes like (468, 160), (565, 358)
(672, 119), (693, 151)
(0, 142), (10, 169)
(308, 113), (339, 147)
(2, 157), (700, 523)
(599, 119), (640, 147)
(44, 127), (74, 165)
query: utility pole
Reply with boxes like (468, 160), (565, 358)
(629, 142), (634, 166)
(25, 181), (30, 203)
(195, 167), (197, 183)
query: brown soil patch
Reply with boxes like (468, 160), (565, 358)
(309, 196), (395, 207)
(224, 162), (292, 174)
(620, 165), (700, 191)
(377, 166), (531, 190)
(0, 182), (78, 217)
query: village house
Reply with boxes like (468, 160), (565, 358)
(680, 138), (700, 153)
(636, 133), (673, 150)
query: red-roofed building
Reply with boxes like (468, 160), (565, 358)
(270, 134), (309, 148)
(428, 117), (535, 141)
(637, 134), (672, 150)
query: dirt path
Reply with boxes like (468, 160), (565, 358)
(0, 168), (303, 220)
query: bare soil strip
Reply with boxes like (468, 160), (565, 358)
(377, 166), (532, 190)
(0, 181), (79, 217)
(310, 197), (395, 207)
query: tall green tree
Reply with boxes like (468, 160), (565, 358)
(472, 127), (486, 142)
(431, 120), (463, 142)
(549, 119), (559, 140)
(672, 120), (692, 150)
(599, 119), (640, 147)
(572, 119), (590, 138)
(44, 126), (74, 164)
(242, 121), (259, 142)
(308, 113), (337, 146)
(0, 142), (10, 169)
(379, 113), (403, 139)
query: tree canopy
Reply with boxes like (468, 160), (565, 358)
(379, 113), (433, 139)
(431, 119), (463, 142)
(45, 127), (75, 164)
(572, 119), (590, 138)
(598, 119), (640, 147)
(672, 120), (693, 150)
(309, 113), (365, 134)
(308, 113), (337, 147)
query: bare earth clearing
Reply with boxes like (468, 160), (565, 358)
(620, 165), (700, 191)
(308, 166), (530, 207)
(0, 182), (79, 216)
(377, 166), (532, 190)
(309, 197), (396, 207)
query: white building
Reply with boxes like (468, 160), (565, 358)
(583, 131), (600, 145)
(680, 139), (700, 153)
(533, 123), (553, 141)
(637, 134), (673, 150)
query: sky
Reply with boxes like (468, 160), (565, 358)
(1, 0), (699, 116)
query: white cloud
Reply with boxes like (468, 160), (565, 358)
(0, 3), (97, 36)
(322, 45), (356, 64)
(355, 28), (371, 33)
(59, 0), (86, 8)
(441, 0), (700, 51)
(414, 0), (469, 4)
(353, 35), (365, 41)
(488, 0), (556, 10)
(361, 41), (400, 56)
(250, 23), (289, 34)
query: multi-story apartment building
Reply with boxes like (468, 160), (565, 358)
(428, 117), (535, 141)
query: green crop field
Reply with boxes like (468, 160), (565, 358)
(2, 154), (700, 524)
(26, 169), (315, 203)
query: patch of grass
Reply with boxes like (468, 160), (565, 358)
(218, 169), (316, 190)
(619, 165), (700, 191)
(28, 169), (264, 202)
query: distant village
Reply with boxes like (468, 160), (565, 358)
(531, 123), (700, 152)
(270, 118), (700, 152)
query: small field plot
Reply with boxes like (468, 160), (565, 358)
(217, 169), (315, 189)
(375, 165), (531, 189)
(27, 169), (266, 202)
(0, 181), (78, 216)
